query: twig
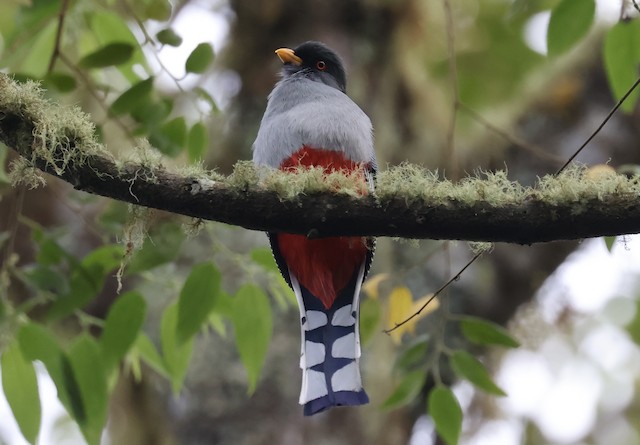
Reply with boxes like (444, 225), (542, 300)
(459, 102), (565, 165)
(556, 76), (640, 175)
(384, 251), (483, 334)
(47, 0), (71, 73)
(443, 0), (460, 180)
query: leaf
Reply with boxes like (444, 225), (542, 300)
(188, 122), (209, 162)
(382, 369), (426, 409)
(100, 291), (147, 371)
(428, 386), (462, 445)
(176, 262), (221, 344)
(359, 297), (381, 346)
(161, 303), (194, 394)
(67, 335), (108, 445)
(250, 247), (279, 273)
(395, 335), (430, 371)
(2, 343), (41, 444)
(194, 87), (219, 113)
(387, 286), (414, 344)
(144, 0), (172, 21)
(46, 245), (124, 320)
(460, 316), (520, 348)
(132, 333), (170, 379)
(450, 350), (506, 396)
(604, 236), (616, 252)
(387, 287), (439, 344)
(361, 273), (389, 299)
(231, 285), (272, 394)
(185, 43), (214, 74)
(14, 20), (57, 78)
(547, 0), (595, 56)
(17, 323), (74, 414)
(127, 222), (184, 274)
(149, 117), (187, 157)
(156, 28), (183, 47)
(79, 42), (135, 68)
(604, 21), (640, 113)
(43, 72), (77, 92)
(110, 77), (154, 116)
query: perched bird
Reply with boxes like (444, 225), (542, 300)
(252, 41), (377, 416)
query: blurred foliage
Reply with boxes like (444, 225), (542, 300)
(0, 0), (639, 444)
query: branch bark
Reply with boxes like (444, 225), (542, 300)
(1, 74), (640, 244)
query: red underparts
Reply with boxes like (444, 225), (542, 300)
(277, 146), (369, 309)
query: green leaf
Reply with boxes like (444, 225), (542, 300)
(144, 0), (173, 21)
(188, 122), (209, 162)
(604, 236), (616, 252)
(23, 264), (67, 294)
(46, 245), (124, 320)
(194, 87), (219, 113)
(395, 335), (430, 371)
(43, 73), (77, 92)
(17, 324), (83, 422)
(14, 20), (57, 78)
(149, 117), (187, 157)
(131, 98), (173, 127)
(132, 333), (170, 379)
(547, 0), (595, 56)
(67, 335), (108, 445)
(161, 303), (194, 394)
(185, 43), (214, 74)
(460, 316), (520, 348)
(428, 386), (462, 445)
(79, 42), (135, 68)
(250, 248), (278, 273)
(450, 350), (506, 396)
(100, 291), (147, 371)
(176, 262), (221, 344)
(382, 369), (425, 409)
(359, 297), (381, 346)
(127, 221), (184, 274)
(156, 28), (183, 47)
(604, 21), (640, 113)
(110, 77), (154, 116)
(231, 285), (272, 394)
(36, 237), (66, 265)
(2, 343), (41, 444)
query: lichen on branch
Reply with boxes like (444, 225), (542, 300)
(1, 73), (640, 244)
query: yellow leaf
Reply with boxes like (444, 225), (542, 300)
(387, 289), (439, 344)
(387, 286), (414, 344)
(362, 273), (390, 299)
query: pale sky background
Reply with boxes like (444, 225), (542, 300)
(1, 1), (638, 444)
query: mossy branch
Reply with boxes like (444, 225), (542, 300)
(1, 73), (640, 244)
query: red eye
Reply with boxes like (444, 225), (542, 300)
(316, 61), (326, 71)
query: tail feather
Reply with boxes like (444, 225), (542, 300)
(290, 263), (369, 416)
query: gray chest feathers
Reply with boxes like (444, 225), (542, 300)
(252, 77), (374, 168)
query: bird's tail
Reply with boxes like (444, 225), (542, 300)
(290, 262), (369, 416)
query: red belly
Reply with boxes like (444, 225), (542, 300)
(278, 146), (368, 309)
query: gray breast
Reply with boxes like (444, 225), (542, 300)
(252, 77), (374, 168)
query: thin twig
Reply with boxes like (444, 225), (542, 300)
(459, 102), (565, 165)
(556, 76), (640, 175)
(48, 0), (71, 73)
(384, 251), (483, 334)
(443, 0), (460, 180)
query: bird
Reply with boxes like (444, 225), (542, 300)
(252, 41), (377, 416)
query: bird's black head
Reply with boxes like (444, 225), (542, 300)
(275, 41), (347, 93)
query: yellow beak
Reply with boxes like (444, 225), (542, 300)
(275, 47), (302, 66)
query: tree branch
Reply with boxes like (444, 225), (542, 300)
(1, 74), (640, 244)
